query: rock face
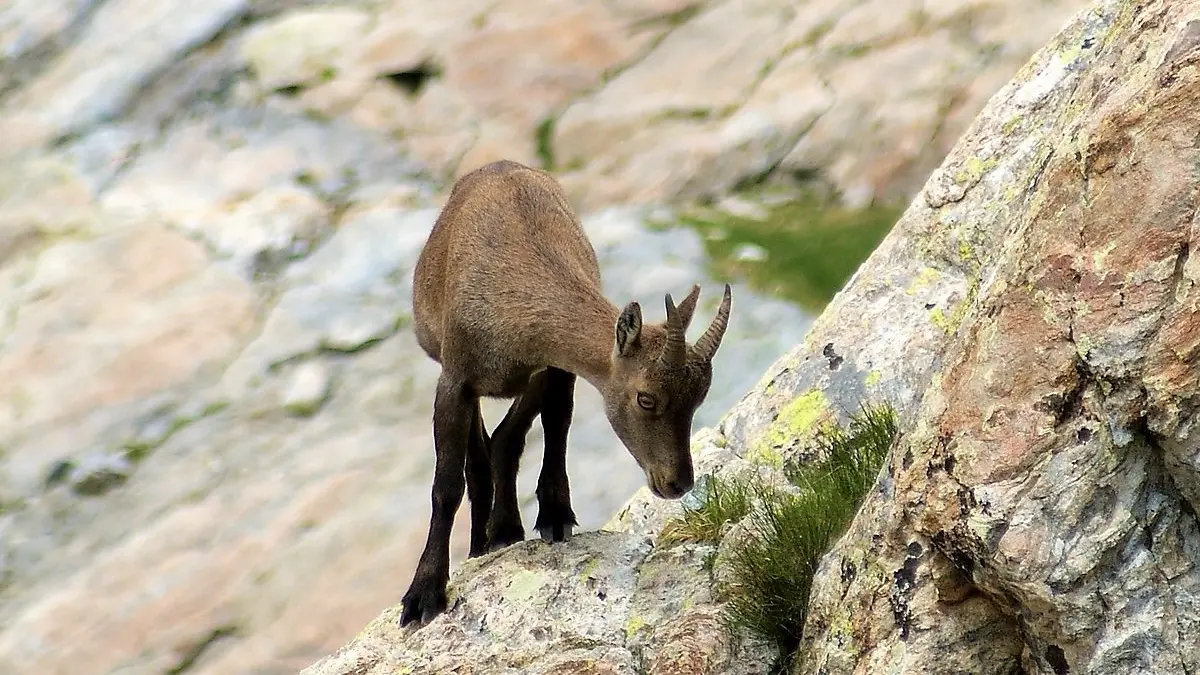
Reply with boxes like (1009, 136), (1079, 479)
(796, 1), (1200, 672)
(305, 0), (1200, 673)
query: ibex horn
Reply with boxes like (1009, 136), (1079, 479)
(676, 284), (701, 331)
(694, 284), (732, 362)
(660, 290), (690, 368)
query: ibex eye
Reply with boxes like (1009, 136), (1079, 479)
(636, 392), (656, 410)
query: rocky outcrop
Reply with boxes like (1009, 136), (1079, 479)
(797, 1), (1200, 672)
(303, 0), (1200, 673)
(303, 530), (773, 675)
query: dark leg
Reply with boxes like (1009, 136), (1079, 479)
(535, 367), (578, 542)
(486, 371), (547, 551)
(465, 402), (492, 558)
(401, 373), (474, 626)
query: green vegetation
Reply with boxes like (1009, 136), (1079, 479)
(660, 474), (754, 545)
(679, 194), (901, 313)
(535, 117), (556, 171)
(122, 400), (229, 464)
(664, 403), (899, 673)
(630, 3), (702, 31)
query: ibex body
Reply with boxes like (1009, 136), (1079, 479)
(402, 159), (732, 625)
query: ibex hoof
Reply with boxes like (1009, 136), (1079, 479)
(486, 523), (525, 552)
(400, 579), (448, 627)
(538, 523), (574, 543)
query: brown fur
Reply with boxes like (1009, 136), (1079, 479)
(401, 160), (732, 626)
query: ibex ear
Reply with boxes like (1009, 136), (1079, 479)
(614, 301), (642, 357)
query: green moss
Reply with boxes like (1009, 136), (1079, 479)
(680, 194), (901, 313)
(929, 306), (951, 331)
(122, 400), (228, 464)
(865, 370), (883, 387)
(723, 404), (898, 671)
(1001, 116), (1023, 136)
(630, 3), (702, 30)
(0, 496), (26, 516)
(656, 107), (714, 121)
(578, 555), (602, 581)
(796, 18), (837, 46)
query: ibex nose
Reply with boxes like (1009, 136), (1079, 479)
(666, 476), (694, 498)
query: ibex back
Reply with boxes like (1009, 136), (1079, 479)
(402, 159), (732, 625)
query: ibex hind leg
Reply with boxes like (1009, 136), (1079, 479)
(401, 374), (473, 626)
(485, 371), (546, 551)
(535, 367), (578, 543)
(464, 402), (492, 558)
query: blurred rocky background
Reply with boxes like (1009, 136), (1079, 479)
(0, 0), (1090, 673)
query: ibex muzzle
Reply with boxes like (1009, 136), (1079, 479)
(401, 160), (732, 626)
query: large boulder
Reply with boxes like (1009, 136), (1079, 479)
(301, 0), (1200, 673)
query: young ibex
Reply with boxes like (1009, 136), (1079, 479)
(401, 159), (732, 625)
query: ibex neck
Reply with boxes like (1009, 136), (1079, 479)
(543, 287), (619, 391)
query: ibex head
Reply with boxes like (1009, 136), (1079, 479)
(604, 284), (732, 499)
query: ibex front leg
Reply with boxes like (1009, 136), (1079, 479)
(535, 367), (577, 542)
(401, 373), (473, 626)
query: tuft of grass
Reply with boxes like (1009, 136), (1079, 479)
(720, 404), (898, 671)
(660, 474), (755, 545)
(681, 194), (901, 313)
(535, 117), (557, 171)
